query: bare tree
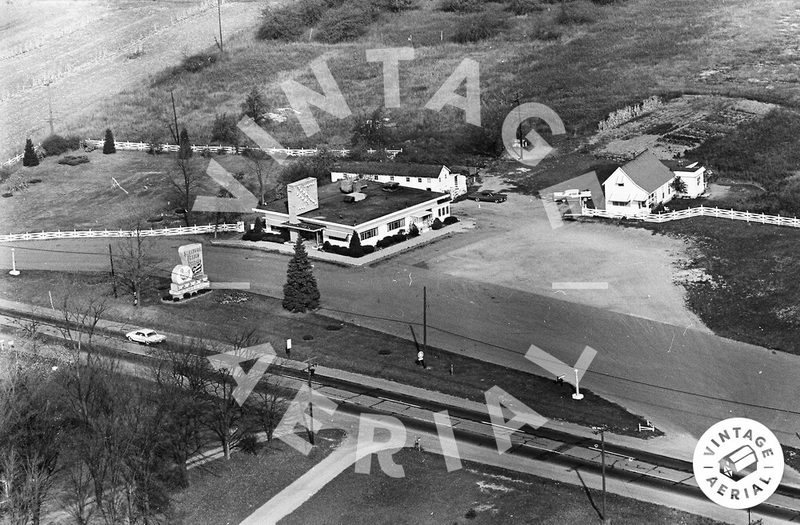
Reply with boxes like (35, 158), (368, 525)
(57, 291), (108, 352)
(249, 366), (286, 442)
(245, 149), (278, 205)
(170, 156), (201, 226)
(115, 219), (157, 308)
(0, 353), (63, 525)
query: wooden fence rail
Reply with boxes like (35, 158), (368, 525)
(580, 206), (800, 228)
(0, 222), (245, 243)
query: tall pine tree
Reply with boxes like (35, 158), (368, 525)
(179, 128), (193, 159)
(348, 231), (363, 257)
(103, 128), (116, 154)
(22, 138), (39, 167)
(282, 238), (320, 312)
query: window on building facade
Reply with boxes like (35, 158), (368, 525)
(389, 176), (394, 181)
(360, 227), (379, 241)
(388, 218), (405, 230)
(610, 201), (629, 206)
(418, 178), (422, 183)
(406, 177), (410, 182)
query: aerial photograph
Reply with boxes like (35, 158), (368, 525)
(1, 0), (800, 523)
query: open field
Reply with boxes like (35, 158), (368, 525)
(0, 149), (279, 233)
(0, 0), (266, 160)
(283, 449), (724, 525)
(42, 0), (800, 160)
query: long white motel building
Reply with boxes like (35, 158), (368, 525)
(330, 162), (468, 199)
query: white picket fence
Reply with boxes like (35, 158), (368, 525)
(1, 144), (42, 168)
(580, 206), (800, 228)
(83, 139), (403, 159)
(0, 222), (245, 243)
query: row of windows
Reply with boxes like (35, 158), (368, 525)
(388, 218), (405, 231)
(437, 206), (450, 216)
(360, 227), (379, 241)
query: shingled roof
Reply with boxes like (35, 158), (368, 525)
(331, 161), (445, 179)
(618, 151), (675, 194)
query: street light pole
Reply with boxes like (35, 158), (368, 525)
(593, 426), (609, 524)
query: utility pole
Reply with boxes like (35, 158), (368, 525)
(593, 426), (608, 524)
(170, 91), (180, 144)
(422, 286), (427, 357)
(307, 363), (316, 445)
(217, 0), (224, 52)
(514, 93), (522, 159)
(108, 243), (117, 298)
(45, 80), (55, 135)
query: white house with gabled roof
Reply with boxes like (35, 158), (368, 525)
(603, 150), (678, 215)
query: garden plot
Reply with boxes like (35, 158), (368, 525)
(593, 95), (775, 160)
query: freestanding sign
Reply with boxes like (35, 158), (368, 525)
(287, 177), (319, 224)
(169, 244), (210, 300)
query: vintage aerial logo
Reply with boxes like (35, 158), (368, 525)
(692, 417), (784, 509)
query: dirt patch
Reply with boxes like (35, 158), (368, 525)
(592, 95), (776, 160)
(424, 176), (708, 330)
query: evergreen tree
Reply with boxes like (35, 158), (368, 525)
(103, 128), (116, 154)
(282, 238), (320, 312)
(179, 128), (193, 159)
(22, 138), (39, 167)
(348, 231), (363, 257)
(241, 86), (267, 125)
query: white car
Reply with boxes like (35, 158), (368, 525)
(126, 328), (166, 345)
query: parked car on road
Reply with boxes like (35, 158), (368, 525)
(468, 190), (507, 203)
(126, 328), (166, 345)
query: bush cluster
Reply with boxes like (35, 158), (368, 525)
(375, 232), (407, 248)
(322, 241), (376, 257)
(430, 217), (444, 230)
(58, 155), (90, 166)
(443, 215), (459, 225)
(181, 52), (218, 73)
(438, 0), (482, 13)
(257, 0), (345, 41)
(452, 13), (510, 43)
(315, 4), (378, 43)
(41, 134), (82, 156)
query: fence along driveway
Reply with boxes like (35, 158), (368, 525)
(579, 205), (800, 228)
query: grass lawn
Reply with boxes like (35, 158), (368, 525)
(64, 0), (800, 160)
(281, 449), (723, 525)
(629, 217), (800, 355)
(0, 270), (656, 437)
(0, 149), (279, 234)
(171, 428), (347, 525)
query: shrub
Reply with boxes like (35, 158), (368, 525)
(211, 113), (240, 146)
(555, 1), (599, 25)
(238, 433), (262, 455)
(103, 129), (116, 154)
(375, 232), (407, 248)
(22, 139), (39, 167)
(438, 0), (482, 12)
(348, 231), (364, 257)
(179, 128), (192, 160)
(41, 134), (81, 156)
(182, 52), (218, 73)
(505, 0), (543, 15)
(431, 217), (443, 230)
(408, 223), (420, 237)
(241, 86), (268, 126)
(58, 155), (89, 166)
(315, 4), (376, 43)
(257, 7), (305, 41)
(452, 13), (510, 43)
(443, 215), (459, 225)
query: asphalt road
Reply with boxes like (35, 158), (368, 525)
(1, 237), (799, 455)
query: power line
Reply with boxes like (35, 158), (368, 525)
(318, 306), (800, 418)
